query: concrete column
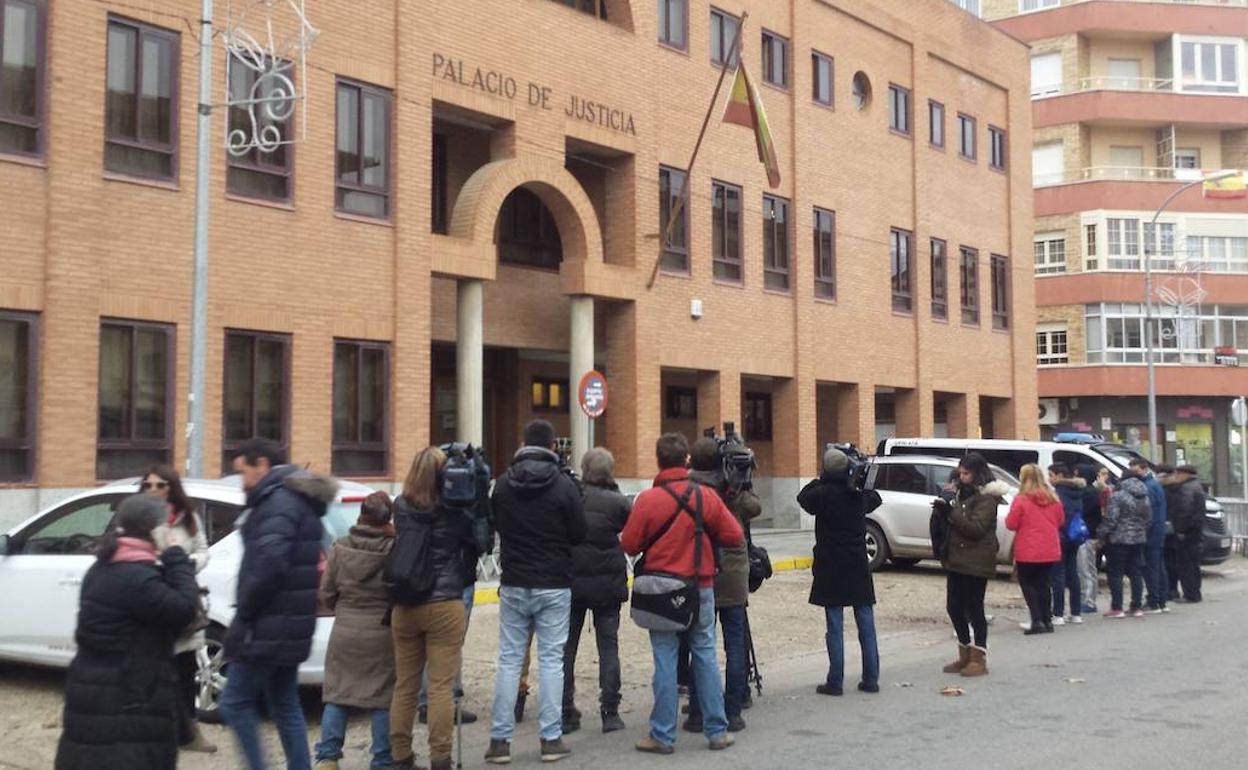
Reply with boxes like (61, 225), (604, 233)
(569, 295), (595, 470)
(836, 384), (875, 449)
(456, 280), (484, 446)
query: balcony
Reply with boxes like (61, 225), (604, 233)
(994, 0), (1248, 40)
(1032, 86), (1248, 129)
(1035, 166), (1212, 187)
(1034, 169), (1248, 216)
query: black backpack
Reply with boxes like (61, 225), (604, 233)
(384, 506), (436, 605)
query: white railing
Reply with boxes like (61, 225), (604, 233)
(1034, 166), (1214, 187)
(1078, 76), (1175, 92)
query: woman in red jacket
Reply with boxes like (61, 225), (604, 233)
(1005, 464), (1064, 636)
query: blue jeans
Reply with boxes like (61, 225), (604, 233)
(1144, 544), (1169, 609)
(1050, 543), (1082, 617)
(687, 606), (748, 720)
(220, 662), (311, 770)
(490, 586), (571, 742)
(420, 584), (475, 706)
(1106, 543), (1145, 611)
(647, 588), (728, 747)
(315, 703), (391, 768)
(824, 606), (880, 690)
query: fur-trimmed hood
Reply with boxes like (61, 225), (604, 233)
(979, 480), (1011, 499)
(283, 470), (339, 504)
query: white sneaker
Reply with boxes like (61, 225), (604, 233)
(1070, 615), (1084, 624)
(1051, 616), (1066, 626)
(1018, 621), (1031, 631)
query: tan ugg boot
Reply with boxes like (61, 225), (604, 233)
(942, 644), (972, 674)
(961, 645), (989, 677)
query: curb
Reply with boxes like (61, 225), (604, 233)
(472, 555), (814, 607)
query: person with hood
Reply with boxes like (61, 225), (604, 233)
(221, 439), (337, 770)
(561, 447), (630, 735)
(314, 491), (397, 770)
(486, 420), (586, 765)
(1006, 465), (1064, 635)
(389, 449), (478, 770)
(1075, 465), (1106, 614)
(1101, 468), (1151, 618)
(934, 453), (1008, 677)
(140, 464), (216, 753)
(798, 446), (884, 696)
(1163, 465), (1206, 603)
(1128, 458), (1170, 614)
(1046, 464), (1086, 625)
(55, 494), (199, 770)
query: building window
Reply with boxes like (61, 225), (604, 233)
(1106, 217), (1141, 270)
(1020, 0), (1060, 11)
(930, 238), (948, 320)
(958, 114), (976, 161)
(222, 330), (289, 474)
(104, 17), (178, 180)
(498, 188), (563, 269)
(959, 247), (979, 325)
(1179, 39), (1240, 94)
(659, 166), (688, 273)
(1036, 325), (1069, 366)
(432, 133), (448, 234)
(665, 386), (697, 420)
(0, 0), (45, 157)
(1187, 235), (1248, 273)
(852, 71), (871, 110)
(657, 0), (687, 50)
(762, 30), (788, 89)
(1085, 223), (1098, 270)
(762, 194), (790, 291)
(226, 53), (293, 201)
(928, 100), (944, 148)
(812, 52), (833, 105)
(1175, 147), (1201, 170)
(709, 7), (740, 68)
(335, 79), (391, 218)
(744, 392), (773, 441)
(1034, 232), (1066, 275)
(1032, 141), (1063, 187)
(988, 126), (1006, 171)
(991, 254), (1009, 330)
(1030, 52), (1062, 98)
(813, 207), (836, 300)
(949, 0), (981, 17)
(712, 180), (742, 283)
(888, 84), (910, 135)
(332, 339), (389, 476)
(553, 0), (607, 19)
(1084, 302), (1220, 365)
(97, 320), (172, 480)
(890, 228), (913, 313)
(1143, 221), (1176, 269)
(531, 378), (569, 412)
(0, 311), (36, 482)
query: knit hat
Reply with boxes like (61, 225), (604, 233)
(823, 447), (849, 475)
(115, 494), (166, 538)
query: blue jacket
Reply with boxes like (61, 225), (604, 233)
(225, 465), (336, 666)
(1053, 478), (1086, 545)
(1141, 473), (1168, 546)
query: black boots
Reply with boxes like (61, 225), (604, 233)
(601, 708), (625, 734)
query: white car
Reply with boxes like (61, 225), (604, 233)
(0, 475), (375, 720)
(863, 455), (1019, 572)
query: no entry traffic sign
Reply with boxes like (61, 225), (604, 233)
(578, 370), (608, 419)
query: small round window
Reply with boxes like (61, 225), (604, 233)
(853, 72), (872, 111)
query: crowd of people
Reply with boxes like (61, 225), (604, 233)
(52, 430), (1213, 770)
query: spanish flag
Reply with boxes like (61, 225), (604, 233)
(723, 58), (781, 189)
(1204, 172), (1248, 199)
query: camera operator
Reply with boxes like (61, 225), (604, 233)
(682, 437), (760, 735)
(797, 446), (883, 697)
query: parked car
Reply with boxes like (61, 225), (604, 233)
(0, 475), (376, 721)
(862, 455), (1019, 572)
(878, 437), (1232, 566)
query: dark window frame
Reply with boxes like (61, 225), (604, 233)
(531, 377), (570, 413)
(334, 77), (393, 219)
(930, 237), (948, 320)
(711, 179), (743, 284)
(0, 0), (47, 158)
(665, 385), (698, 420)
(988, 125), (1007, 171)
(432, 132), (448, 233)
(888, 83), (911, 136)
(762, 193), (791, 292)
(659, 165), (689, 274)
(0, 310), (37, 482)
(743, 392), (773, 442)
(226, 52), (295, 202)
(657, 0), (688, 51)
(928, 99), (945, 149)
(959, 246), (980, 326)
(96, 318), (174, 480)
(331, 338), (391, 477)
(103, 15), (180, 181)
(811, 51), (834, 107)
(761, 29), (789, 89)
(958, 113), (977, 162)
(221, 329), (291, 474)
(991, 254), (1010, 330)
(709, 7), (740, 68)
(813, 207), (836, 300)
(890, 227), (913, 313)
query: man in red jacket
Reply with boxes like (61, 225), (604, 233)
(622, 433), (744, 755)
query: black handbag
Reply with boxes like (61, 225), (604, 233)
(630, 483), (704, 632)
(747, 541), (772, 593)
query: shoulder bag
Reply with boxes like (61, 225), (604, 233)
(630, 483), (704, 632)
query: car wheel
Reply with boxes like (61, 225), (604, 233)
(864, 522), (889, 572)
(196, 624), (229, 724)
(890, 557), (921, 569)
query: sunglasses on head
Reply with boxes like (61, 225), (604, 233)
(141, 481), (169, 491)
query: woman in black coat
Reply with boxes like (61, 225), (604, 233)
(56, 494), (199, 770)
(797, 447), (883, 697)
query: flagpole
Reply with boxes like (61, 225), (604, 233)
(646, 10), (749, 290)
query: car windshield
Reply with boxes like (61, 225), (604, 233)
(1095, 443), (1148, 470)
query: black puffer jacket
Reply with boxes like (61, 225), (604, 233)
(225, 466), (335, 666)
(571, 482), (631, 605)
(56, 547), (198, 770)
(392, 497), (478, 605)
(1163, 475), (1207, 534)
(492, 447), (587, 589)
(799, 473), (883, 608)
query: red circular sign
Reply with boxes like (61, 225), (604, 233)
(578, 370), (608, 419)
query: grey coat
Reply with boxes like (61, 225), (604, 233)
(320, 525), (396, 709)
(1102, 476), (1151, 546)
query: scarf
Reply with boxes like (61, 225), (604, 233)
(113, 536), (159, 564)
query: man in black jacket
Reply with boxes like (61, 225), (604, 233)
(1163, 465), (1206, 603)
(485, 420), (587, 765)
(221, 439), (337, 770)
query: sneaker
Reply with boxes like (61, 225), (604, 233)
(540, 738), (572, 763)
(727, 714), (747, 732)
(1160, 606), (1172, 614)
(1018, 621), (1032, 631)
(1130, 609), (1146, 618)
(1104, 610), (1126, 619)
(682, 715), (704, 733)
(708, 733), (735, 751)
(815, 683), (843, 696)
(1070, 615), (1084, 624)
(1051, 616), (1066, 626)
(635, 736), (674, 755)
(857, 681), (880, 694)
(1144, 606), (1164, 615)
(1081, 604), (1098, 615)
(601, 710), (625, 734)
(484, 739), (511, 765)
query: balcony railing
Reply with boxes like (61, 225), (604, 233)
(1035, 166), (1211, 187)
(1077, 76), (1175, 92)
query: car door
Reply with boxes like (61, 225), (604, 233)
(0, 494), (125, 665)
(873, 463), (936, 555)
